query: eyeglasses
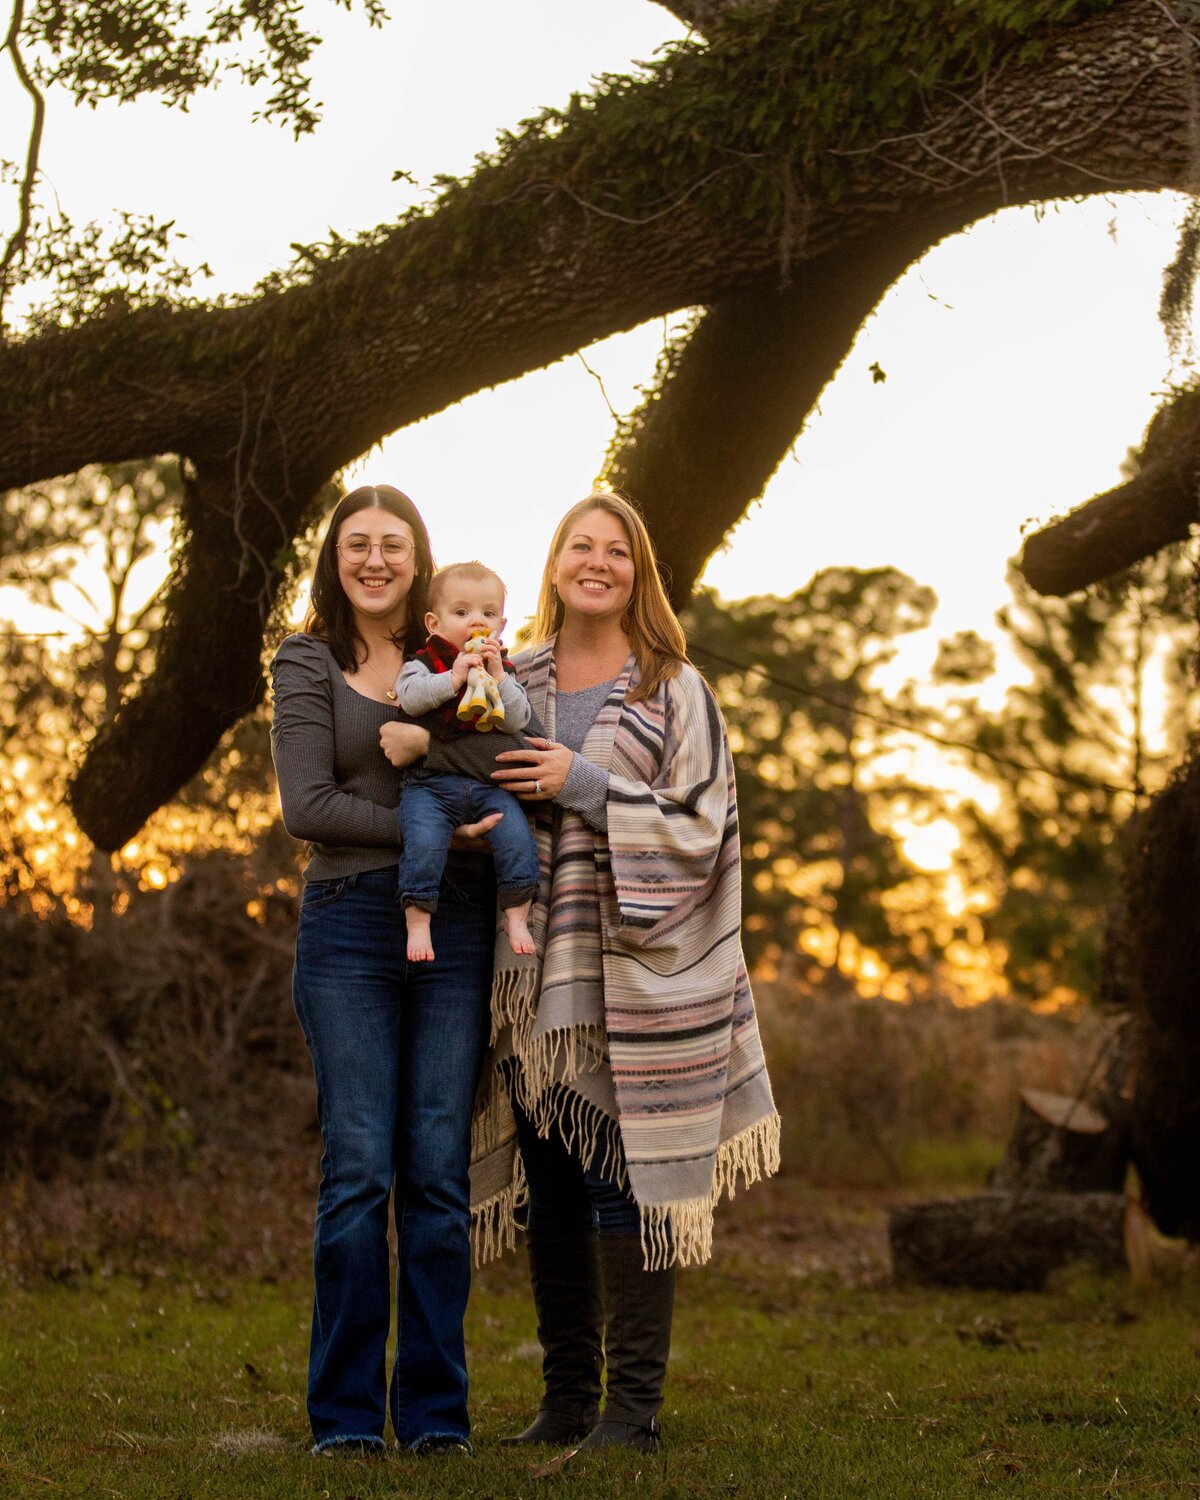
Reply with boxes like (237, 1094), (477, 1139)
(337, 535), (414, 564)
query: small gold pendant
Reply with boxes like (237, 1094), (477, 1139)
(387, 689), (397, 701)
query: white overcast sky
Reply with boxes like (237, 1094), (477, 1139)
(1, 0), (1193, 648)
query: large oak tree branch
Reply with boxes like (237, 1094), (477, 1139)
(9, 0), (1195, 845)
(606, 210), (977, 605)
(67, 449), (312, 849)
(1, 2), (1189, 497)
(1018, 386), (1200, 594)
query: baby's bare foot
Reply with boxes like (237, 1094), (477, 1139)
(406, 914), (435, 963)
(504, 908), (535, 956)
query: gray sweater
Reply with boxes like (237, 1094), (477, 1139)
(270, 633), (404, 881)
(555, 679), (614, 832)
(269, 633), (614, 875)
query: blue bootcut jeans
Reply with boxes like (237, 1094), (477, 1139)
(292, 857), (494, 1453)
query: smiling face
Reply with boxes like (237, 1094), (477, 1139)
(425, 571), (507, 652)
(334, 505), (416, 634)
(552, 507), (635, 627)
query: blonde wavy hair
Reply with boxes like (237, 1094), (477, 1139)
(529, 490), (688, 703)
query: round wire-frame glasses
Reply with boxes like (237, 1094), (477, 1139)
(336, 536), (414, 564)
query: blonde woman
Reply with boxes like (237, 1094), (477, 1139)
(483, 491), (781, 1453)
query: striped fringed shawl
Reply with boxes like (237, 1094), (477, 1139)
(468, 639), (781, 1270)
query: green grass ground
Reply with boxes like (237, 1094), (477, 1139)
(3, 1248), (1200, 1499)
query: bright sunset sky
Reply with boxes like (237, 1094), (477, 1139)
(1, 0), (1194, 649)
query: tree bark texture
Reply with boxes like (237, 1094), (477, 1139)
(989, 1087), (1130, 1194)
(0, 0), (1195, 844)
(888, 1191), (1128, 1290)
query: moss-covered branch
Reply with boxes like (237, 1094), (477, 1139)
(6, 0), (1193, 844)
(2, 0), (1182, 499)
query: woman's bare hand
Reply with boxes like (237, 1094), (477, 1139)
(450, 810), (504, 851)
(380, 721), (430, 767)
(492, 737), (573, 800)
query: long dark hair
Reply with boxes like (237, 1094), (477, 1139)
(304, 485), (434, 669)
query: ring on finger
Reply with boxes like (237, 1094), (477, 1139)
(533, 780), (541, 794)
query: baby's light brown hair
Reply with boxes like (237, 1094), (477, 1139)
(426, 560), (507, 613)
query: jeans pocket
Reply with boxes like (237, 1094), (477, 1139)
(301, 876), (349, 910)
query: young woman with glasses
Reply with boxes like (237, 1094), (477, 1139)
(270, 484), (498, 1457)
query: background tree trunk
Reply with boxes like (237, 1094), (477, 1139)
(989, 1088), (1130, 1194)
(1109, 754), (1200, 1240)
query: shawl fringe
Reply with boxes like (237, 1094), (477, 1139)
(488, 957), (537, 1044)
(712, 1108), (783, 1204)
(638, 1110), (785, 1270)
(471, 1109), (785, 1271)
(517, 1071), (628, 1190)
(509, 1023), (608, 1109)
(489, 957), (611, 1137)
(470, 1155), (524, 1267)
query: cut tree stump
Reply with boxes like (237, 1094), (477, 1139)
(990, 1087), (1130, 1194)
(888, 1191), (1127, 1291)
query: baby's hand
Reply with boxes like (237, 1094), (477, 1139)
(477, 636), (504, 679)
(451, 649), (481, 689)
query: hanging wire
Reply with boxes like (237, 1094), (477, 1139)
(688, 640), (1134, 798)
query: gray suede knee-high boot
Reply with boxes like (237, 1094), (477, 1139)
(579, 1231), (676, 1453)
(501, 1225), (603, 1445)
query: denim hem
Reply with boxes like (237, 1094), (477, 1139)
(311, 1434), (386, 1455)
(400, 893), (439, 913)
(404, 1430), (473, 1455)
(496, 881), (537, 910)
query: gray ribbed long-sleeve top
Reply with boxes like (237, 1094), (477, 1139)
(270, 633), (404, 881)
(556, 678), (615, 832)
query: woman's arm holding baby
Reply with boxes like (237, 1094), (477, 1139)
(380, 720), (431, 766)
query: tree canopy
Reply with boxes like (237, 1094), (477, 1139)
(2, 0), (1198, 847)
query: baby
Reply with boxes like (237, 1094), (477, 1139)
(393, 561), (540, 963)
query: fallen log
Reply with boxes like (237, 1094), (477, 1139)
(888, 1191), (1127, 1291)
(990, 1088), (1129, 1194)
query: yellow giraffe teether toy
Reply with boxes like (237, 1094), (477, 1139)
(456, 630), (506, 732)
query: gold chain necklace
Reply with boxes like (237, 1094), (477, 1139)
(359, 647), (403, 701)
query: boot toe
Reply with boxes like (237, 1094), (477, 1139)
(577, 1416), (661, 1454)
(499, 1408), (597, 1446)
